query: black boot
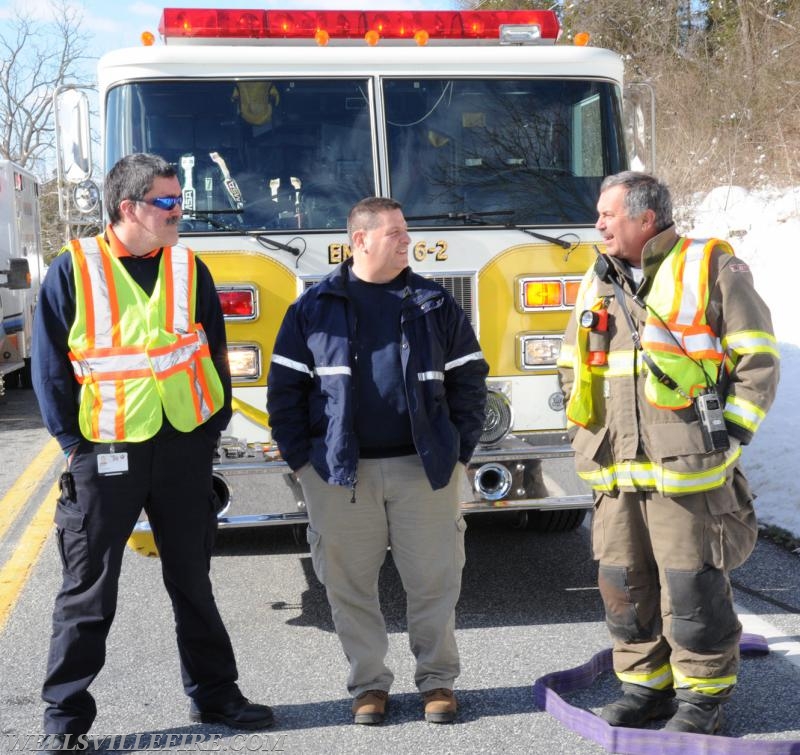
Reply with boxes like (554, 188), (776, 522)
(599, 684), (676, 727)
(664, 698), (724, 734)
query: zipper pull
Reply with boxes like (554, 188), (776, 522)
(350, 480), (357, 504)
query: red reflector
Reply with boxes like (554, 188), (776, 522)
(218, 289), (255, 317)
(159, 9), (560, 41)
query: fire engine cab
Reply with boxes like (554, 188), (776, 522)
(53, 8), (653, 550)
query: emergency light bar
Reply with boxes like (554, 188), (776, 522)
(158, 8), (560, 45)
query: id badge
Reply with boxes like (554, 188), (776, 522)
(97, 452), (129, 476)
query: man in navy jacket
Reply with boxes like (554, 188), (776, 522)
(267, 197), (488, 725)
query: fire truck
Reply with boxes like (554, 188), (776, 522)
(53, 8), (653, 551)
(0, 160), (44, 396)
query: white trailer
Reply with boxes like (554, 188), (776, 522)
(0, 160), (44, 395)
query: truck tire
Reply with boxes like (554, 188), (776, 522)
(18, 357), (32, 389)
(4, 359), (33, 390)
(514, 508), (587, 533)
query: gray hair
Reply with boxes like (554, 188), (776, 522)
(347, 196), (403, 245)
(105, 153), (177, 224)
(600, 171), (673, 231)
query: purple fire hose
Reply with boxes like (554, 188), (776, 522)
(533, 633), (800, 753)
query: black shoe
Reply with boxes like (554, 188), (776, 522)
(663, 699), (724, 734)
(189, 696), (274, 730)
(599, 689), (676, 727)
(37, 734), (88, 753)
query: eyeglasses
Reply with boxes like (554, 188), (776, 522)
(134, 195), (183, 211)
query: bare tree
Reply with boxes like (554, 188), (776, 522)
(0, 0), (92, 174)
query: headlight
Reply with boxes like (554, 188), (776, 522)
(518, 334), (563, 370)
(480, 388), (513, 446)
(228, 344), (261, 380)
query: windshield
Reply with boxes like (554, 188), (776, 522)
(106, 78), (375, 233)
(385, 78), (626, 226)
(105, 75), (625, 233)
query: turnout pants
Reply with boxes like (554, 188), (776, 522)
(592, 467), (758, 700)
(42, 428), (240, 734)
(299, 455), (466, 698)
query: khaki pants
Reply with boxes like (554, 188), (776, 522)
(299, 456), (466, 697)
(592, 467), (758, 697)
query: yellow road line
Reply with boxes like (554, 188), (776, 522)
(0, 479), (59, 633)
(0, 437), (61, 543)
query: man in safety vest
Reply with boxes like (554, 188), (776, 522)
(31, 153), (273, 751)
(558, 171), (779, 735)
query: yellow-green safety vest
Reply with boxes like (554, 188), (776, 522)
(67, 236), (224, 442)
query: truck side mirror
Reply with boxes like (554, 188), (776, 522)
(623, 82), (656, 173)
(54, 86), (102, 226)
(0, 257), (31, 290)
(55, 86), (93, 184)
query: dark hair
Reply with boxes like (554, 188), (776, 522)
(347, 197), (403, 244)
(600, 171), (673, 231)
(104, 153), (177, 224)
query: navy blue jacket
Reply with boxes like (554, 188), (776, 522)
(267, 259), (489, 490)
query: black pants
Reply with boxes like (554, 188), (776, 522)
(42, 427), (240, 734)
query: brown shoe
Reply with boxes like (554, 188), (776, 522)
(352, 689), (389, 725)
(422, 688), (457, 723)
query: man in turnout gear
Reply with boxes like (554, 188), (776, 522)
(267, 197), (488, 725)
(32, 153), (273, 752)
(558, 171), (779, 735)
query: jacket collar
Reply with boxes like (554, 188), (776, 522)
(318, 258), (441, 308)
(600, 225), (681, 299)
(641, 225), (681, 280)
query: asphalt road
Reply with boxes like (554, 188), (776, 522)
(2, 388), (800, 754)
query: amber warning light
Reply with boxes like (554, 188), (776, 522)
(158, 8), (560, 44)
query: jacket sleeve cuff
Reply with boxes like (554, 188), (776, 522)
(726, 422), (753, 446)
(285, 452), (310, 473)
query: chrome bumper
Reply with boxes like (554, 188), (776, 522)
(131, 432), (592, 537)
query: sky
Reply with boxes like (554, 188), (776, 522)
(4, 0), (462, 58)
(687, 186), (800, 546)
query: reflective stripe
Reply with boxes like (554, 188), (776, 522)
(149, 333), (206, 376)
(673, 668), (736, 695)
(445, 351), (484, 371)
(270, 353), (351, 378)
(616, 663), (673, 691)
(723, 329), (780, 358)
(271, 353), (314, 376)
(71, 350), (152, 381)
(641, 325), (721, 357)
(95, 380), (120, 440)
(168, 246), (192, 333)
(74, 238), (115, 349)
(674, 240), (704, 326)
(418, 371), (444, 381)
(724, 394), (766, 433)
(589, 350), (637, 378)
(580, 443), (742, 495)
(316, 365), (351, 376)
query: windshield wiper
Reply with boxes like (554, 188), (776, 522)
(406, 210), (515, 225)
(405, 209), (574, 250)
(506, 224), (572, 250)
(252, 232), (302, 257)
(183, 210), (242, 232)
(182, 210), (302, 257)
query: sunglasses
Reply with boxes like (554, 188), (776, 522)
(134, 195), (184, 211)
